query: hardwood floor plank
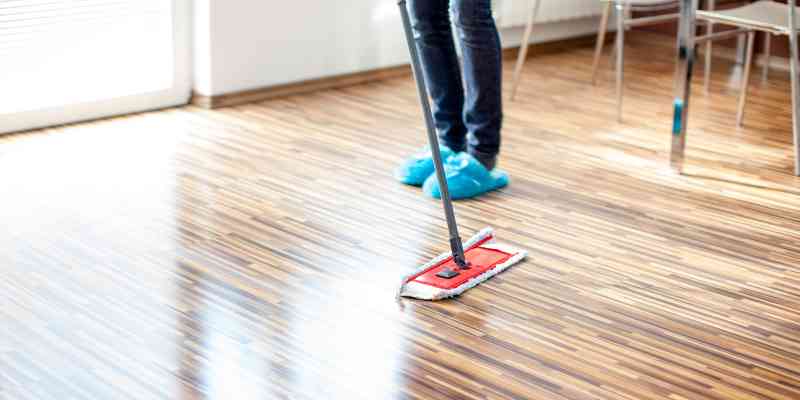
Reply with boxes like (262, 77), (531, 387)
(1, 32), (799, 399)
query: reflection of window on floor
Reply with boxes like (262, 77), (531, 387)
(0, 0), (174, 114)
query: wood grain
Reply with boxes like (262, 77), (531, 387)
(1, 32), (799, 400)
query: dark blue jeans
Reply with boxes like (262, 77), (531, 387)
(408, 0), (502, 167)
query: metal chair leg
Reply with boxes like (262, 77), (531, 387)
(592, 2), (613, 85)
(788, 3), (800, 176)
(615, 3), (626, 122)
(609, 30), (617, 67)
(736, 32), (755, 127)
(625, 6), (633, 30)
(671, 0), (699, 174)
(510, 0), (541, 101)
(703, 0), (715, 93)
(762, 33), (771, 82)
(704, 29), (713, 92)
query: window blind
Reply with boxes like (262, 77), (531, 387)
(0, 0), (174, 114)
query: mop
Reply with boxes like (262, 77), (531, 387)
(396, 0), (527, 301)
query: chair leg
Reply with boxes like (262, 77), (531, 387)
(704, 0), (715, 92)
(608, 8), (619, 68)
(671, 0), (698, 174)
(762, 33), (771, 82)
(591, 2), (612, 85)
(625, 6), (633, 30)
(510, 0), (541, 101)
(704, 29), (713, 93)
(615, 4), (627, 122)
(788, 4), (800, 176)
(609, 31), (617, 67)
(736, 32), (755, 127)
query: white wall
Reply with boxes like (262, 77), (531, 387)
(192, 0), (213, 95)
(497, 0), (604, 26)
(193, 1), (607, 97)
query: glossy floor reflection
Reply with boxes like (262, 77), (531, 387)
(2, 33), (800, 399)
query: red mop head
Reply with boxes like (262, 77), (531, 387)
(398, 228), (527, 300)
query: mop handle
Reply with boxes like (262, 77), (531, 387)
(398, 0), (468, 267)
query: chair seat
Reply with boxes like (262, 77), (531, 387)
(697, 1), (799, 35)
(605, 0), (677, 12)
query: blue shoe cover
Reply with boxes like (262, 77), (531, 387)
(422, 153), (508, 200)
(394, 145), (454, 186)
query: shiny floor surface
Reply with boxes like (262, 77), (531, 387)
(2, 34), (799, 399)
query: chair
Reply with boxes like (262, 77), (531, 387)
(510, 0), (683, 122)
(595, 1), (683, 122)
(702, 1), (774, 87)
(671, 0), (800, 176)
(699, 1), (798, 126)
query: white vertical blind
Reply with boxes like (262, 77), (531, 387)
(0, 0), (175, 115)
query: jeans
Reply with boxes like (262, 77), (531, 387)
(408, 0), (502, 167)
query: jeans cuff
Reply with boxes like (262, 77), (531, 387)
(469, 150), (497, 170)
(441, 140), (466, 153)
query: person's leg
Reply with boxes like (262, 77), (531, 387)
(407, 0), (467, 152)
(452, 0), (502, 170)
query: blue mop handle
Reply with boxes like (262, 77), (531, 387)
(397, 0), (468, 267)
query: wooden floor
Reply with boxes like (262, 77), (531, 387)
(2, 33), (799, 400)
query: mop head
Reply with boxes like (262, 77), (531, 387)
(398, 228), (527, 300)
